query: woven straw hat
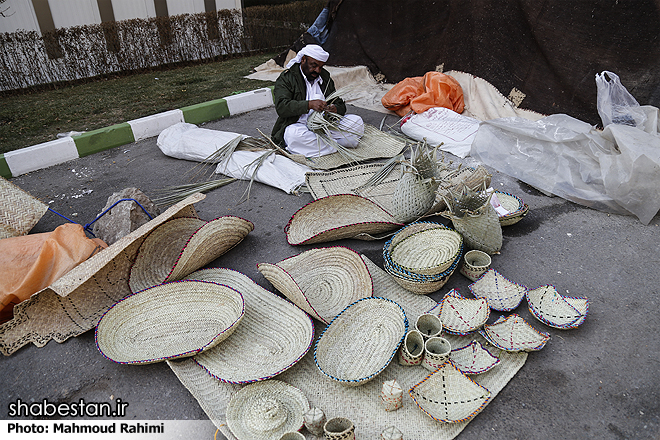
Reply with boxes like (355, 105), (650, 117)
(438, 289), (490, 335)
(469, 269), (528, 311)
(0, 176), (48, 239)
(226, 380), (309, 440)
(95, 280), (244, 364)
(409, 360), (492, 423)
(129, 216), (253, 293)
(450, 340), (500, 375)
(479, 314), (550, 352)
(186, 268), (314, 384)
(526, 285), (589, 329)
(314, 297), (408, 386)
(258, 247), (373, 324)
(285, 194), (403, 245)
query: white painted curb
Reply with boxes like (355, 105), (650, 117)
(5, 137), (79, 176)
(225, 87), (274, 115)
(128, 109), (185, 142)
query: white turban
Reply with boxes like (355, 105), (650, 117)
(286, 44), (329, 69)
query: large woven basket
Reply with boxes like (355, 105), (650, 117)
(387, 225), (463, 276)
(480, 314), (550, 352)
(128, 216), (253, 293)
(526, 285), (589, 329)
(391, 170), (438, 223)
(469, 269), (528, 311)
(408, 360), (492, 423)
(438, 289), (490, 335)
(187, 268), (314, 384)
(258, 247), (373, 324)
(285, 194), (403, 245)
(314, 297), (407, 386)
(495, 191), (529, 226)
(95, 280), (244, 364)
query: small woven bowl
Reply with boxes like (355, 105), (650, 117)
(495, 191), (529, 226)
(526, 285), (589, 329)
(315, 297), (407, 386)
(479, 314), (550, 352)
(469, 269), (527, 311)
(438, 289), (490, 335)
(384, 254), (461, 295)
(450, 340), (500, 375)
(96, 280), (244, 364)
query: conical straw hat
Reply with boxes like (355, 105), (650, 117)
(226, 380), (309, 440)
(285, 194), (403, 245)
(128, 216), (253, 293)
(95, 280), (244, 364)
(258, 246), (373, 324)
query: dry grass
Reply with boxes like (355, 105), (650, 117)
(0, 52), (276, 155)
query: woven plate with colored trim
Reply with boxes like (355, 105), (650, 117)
(469, 269), (527, 311)
(315, 297), (407, 386)
(438, 289), (490, 335)
(409, 360), (492, 423)
(96, 280), (244, 364)
(480, 314), (550, 352)
(450, 340), (500, 374)
(388, 225), (463, 276)
(526, 285), (589, 329)
(494, 191), (529, 226)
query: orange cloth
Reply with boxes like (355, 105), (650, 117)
(0, 223), (107, 323)
(381, 72), (465, 117)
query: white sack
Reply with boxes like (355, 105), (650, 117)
(157, 122), (245, 162)
(215, 150), (312, 194)
(470, 108), (660, 225)
(401, 107), (480, 158)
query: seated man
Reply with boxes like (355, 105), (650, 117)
(271, 44), (364, 157)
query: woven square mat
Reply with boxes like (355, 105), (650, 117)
(0, 176), (48, 239)
(169, 255), (526, 440)
(0, 193), (204, 356)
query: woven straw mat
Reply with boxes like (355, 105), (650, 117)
(0, 193), (205, 356)
(0, 176), (48, 239)
(185, 268), (314, 384)
(169, 255), (527, 440)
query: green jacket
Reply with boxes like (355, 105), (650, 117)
(271, 63), (347, 147)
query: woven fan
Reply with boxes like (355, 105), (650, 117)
(526, 285), (589, 329)
(480, 314), (550, 352)
(469, 269), (527, 311)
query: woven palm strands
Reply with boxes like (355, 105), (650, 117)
(314, 297), (407, 386)
(0, 176), (48, 239)
(409, 360), (492, 423)
(526, 285), (589, 329)
(95, 280), (244, 364)
(480, 314), (550, 352)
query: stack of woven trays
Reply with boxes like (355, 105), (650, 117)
(383, 221), (463, 294)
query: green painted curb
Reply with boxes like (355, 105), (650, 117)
(0, 154), (11, 179)
(181, 98), (230, 125)
(74, 123), (135, 157)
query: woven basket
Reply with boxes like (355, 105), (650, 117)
(0, 176), (48, 239)
(438, 289), (490, 335)
(449, 202), (502, 254)
(95, 280), (244, 364)
(469, 269), (528, 311)
(128, 216), (253, 293)
(225, 379), (309, 440)
(450, 340), (500, 375)
(285, 194), (403, 245)
(388, 227), (463, 276)
(495, 191), (529, 226)
(526, 285), (589, 329)
(391, 171), (438, 223)
(315, 297), (407, 386)
(186, 268), (314, 384)
(383, 258), (459, 294)
(480, 314), (550, 352)
(258, 247), (373, 324)
(409, 360), (492, 423)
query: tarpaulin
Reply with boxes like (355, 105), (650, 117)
(381, 72), (464, 117)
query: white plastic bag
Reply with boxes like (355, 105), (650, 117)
(157, 122), (245, 162)
(595, 71), (646, 128)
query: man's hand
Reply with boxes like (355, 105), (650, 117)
(308, 99), (327, 112)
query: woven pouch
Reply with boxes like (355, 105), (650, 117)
(391, 171), (438, 223)
(450, 203), (502, 254)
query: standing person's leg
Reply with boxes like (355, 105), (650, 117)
(307, 7), (330, 45)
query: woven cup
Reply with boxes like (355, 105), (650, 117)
(303, 407), (326, 436)
(381, 426), (403, 440)
(415, 313), (443, 339)
(398, 330), (424, 366)
(422, 337), (452, 372)
(380, 379), (403, 411)
(324, 417), (355, 440)
(280, 433), (305, 440)
(460, 250), (492, 282)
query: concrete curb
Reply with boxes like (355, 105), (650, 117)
(0, 86), (275, 179)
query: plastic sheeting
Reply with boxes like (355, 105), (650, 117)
(157, 123), (245, 162)
(470, 107), (660, 225)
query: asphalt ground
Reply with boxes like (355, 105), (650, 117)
(2, 104), (660, 440)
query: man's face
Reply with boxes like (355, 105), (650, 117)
(300, 55), (325, 82)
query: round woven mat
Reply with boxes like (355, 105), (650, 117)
(95, 280), (244, 364)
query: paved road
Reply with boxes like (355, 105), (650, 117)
(3, 105), (659, 439)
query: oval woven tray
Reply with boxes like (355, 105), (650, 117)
(96, 280), (244, 364)
(315, 297), (407, 386)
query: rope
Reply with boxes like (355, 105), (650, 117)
(47, 198), (154, 238)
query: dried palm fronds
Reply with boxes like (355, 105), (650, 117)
(152, 178), (236, 207)
(353, 153), (405, 193)
(306, 110), (365, 163)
